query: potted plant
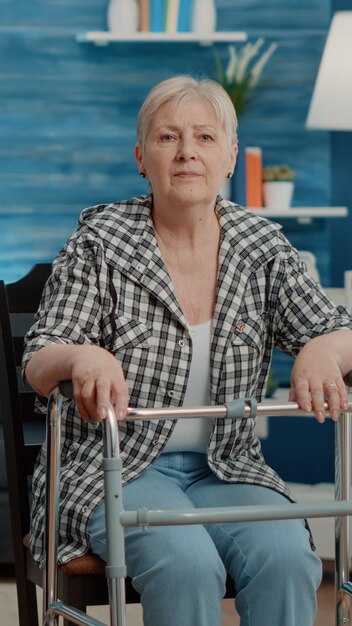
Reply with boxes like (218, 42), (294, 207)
(214, 39), (278, 117)
(214, 39), (278, 201)
(262, 165), (295, 210)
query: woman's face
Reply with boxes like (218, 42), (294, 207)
(135, 97), (237, 210)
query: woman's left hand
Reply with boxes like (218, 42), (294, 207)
(289, 330), (351, 422)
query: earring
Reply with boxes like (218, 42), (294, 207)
(139, 171), (146, 178)
(227, 172), (233, 179)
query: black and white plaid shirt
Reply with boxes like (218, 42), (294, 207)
(23, 194), (352, 566)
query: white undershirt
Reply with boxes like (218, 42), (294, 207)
(162, 319), (213, 454)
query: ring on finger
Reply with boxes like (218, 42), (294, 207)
(324, 382), (337, 390)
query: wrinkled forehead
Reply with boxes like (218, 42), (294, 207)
(152, 96), (222, 128)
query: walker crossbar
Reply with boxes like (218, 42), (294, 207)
(46, 601), (107, 626)
(119, 501), (352, 528)
(43, 384), (352, 626)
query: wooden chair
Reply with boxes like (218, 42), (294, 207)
(0, 265), (141, 626)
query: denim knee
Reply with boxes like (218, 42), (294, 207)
(253, 521), (321, 584)
(129, 528), (227, 626)
(228, 520), (322, 626)
(131, 529), (227, 599)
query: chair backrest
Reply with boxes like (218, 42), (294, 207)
(0, 263), (52, 624)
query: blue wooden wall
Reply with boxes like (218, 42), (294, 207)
(0, 0), (334, 286)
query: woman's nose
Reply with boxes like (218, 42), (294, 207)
(176, 139), (197, 160)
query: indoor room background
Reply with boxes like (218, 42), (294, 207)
(0, 2), (351, 411)
(2, 0), (352, 385)
(1, 0), (352, 575)
(1, 0), (351, 287)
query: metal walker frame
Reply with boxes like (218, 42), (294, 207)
(43, 384), (352, 626)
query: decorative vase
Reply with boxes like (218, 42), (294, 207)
(107, 0), (139, 34)
(262, 181), (294, 210)
(191, 0), (217, 35)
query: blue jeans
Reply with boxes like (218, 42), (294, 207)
(88, 452), (322, 626)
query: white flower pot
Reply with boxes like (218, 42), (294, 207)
(262, 181), (294, 210)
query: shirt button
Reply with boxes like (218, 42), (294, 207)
(152, 439), (159, 446)
(178, 339), (185, 347)
(167, 390), (175, 398)
(82, 506), (88, 513)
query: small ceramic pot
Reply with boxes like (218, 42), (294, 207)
(263, 181), (294, 210)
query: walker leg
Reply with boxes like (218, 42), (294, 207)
(337, 584), (352, 625)
(335, 411), (352, 625)
(43, 390), (63, 626)
(108, 579), (127, 626)
(103, 410), (127, 626)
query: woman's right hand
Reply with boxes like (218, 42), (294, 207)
(70, 345), (129, 422)
(25, 344), (129, 422)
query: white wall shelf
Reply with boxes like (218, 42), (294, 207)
(248, 206), (348, 224)
(75, 31), (247, 46)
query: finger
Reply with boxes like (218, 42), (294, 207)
(110, 368), (130, 420)
(95, 377), (114, 420)
(309, 380), (326, 423)
(288, 386), (296, 402)
(112, 389), (129, 421)
(73, 381), (93, 423)
(80, 378), (101, 421)
(324, 379), (348, 421)
(75, 398), (91, 422)
(337, 378), (349, 411)
(291, 377), (312, 413)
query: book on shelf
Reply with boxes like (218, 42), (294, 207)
(141, 0), (192, 33)
(177, 0), (192, 32)
(150, 0), (166, 32)
(245, 146), (263, 208)
(165, 0), (179, 33)
(139, 0), (150, 31)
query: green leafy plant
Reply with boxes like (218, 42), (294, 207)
(214, 39), (278, 117)
(262, 165), (295, 182)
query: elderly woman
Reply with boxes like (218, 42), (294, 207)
(24, 76), (352, 626)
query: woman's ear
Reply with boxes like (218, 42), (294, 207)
(135, 143), (143, 170)
(230, 143), (238, 173)
(135, 144), (148, 179)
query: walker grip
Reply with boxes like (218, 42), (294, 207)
(344, 370), (352, 388)
(59, 380), (73, 399)
(225, 398), (257, 419)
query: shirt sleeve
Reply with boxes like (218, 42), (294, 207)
(273, 238), (352, 356)
(22, 227), (110, 373)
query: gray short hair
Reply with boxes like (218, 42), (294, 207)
(137, 75), (238, 152)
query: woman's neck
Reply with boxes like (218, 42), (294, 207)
(152, 202), (220, 251)
(152, 203), (221, 325)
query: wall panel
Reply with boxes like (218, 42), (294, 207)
(0, 0), (332, 283)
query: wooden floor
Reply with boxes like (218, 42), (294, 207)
(0, 569), (336, 625)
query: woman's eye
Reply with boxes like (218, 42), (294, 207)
(201, 134), (214, 141)
(161, 134), (176, 141)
